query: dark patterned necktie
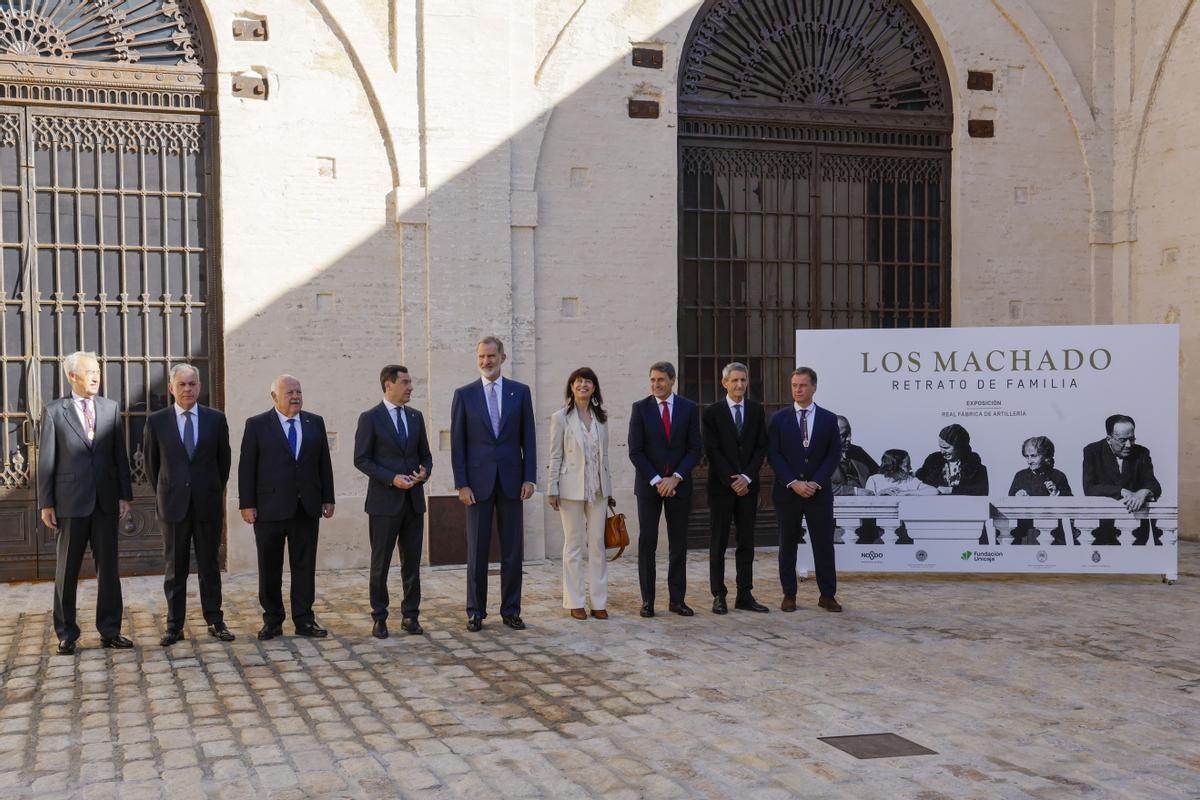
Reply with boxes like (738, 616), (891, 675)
(734, 404), (743, 435)
(395, 407), (408, 449)
(183, 411), (196, 460)
(287, 418), (299, 460)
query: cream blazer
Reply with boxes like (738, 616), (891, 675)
(546, 406), (612, 501)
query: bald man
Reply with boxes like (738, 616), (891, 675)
(238, 374), (335, 640)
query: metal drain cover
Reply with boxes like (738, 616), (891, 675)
(818, 733), (937, 759)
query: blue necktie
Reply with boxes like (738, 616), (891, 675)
(394, 407), (408, 449)
(487, 382), (501, 438)
(287, 418), (298, 460)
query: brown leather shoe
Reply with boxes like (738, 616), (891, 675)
(780, 595), (797, 612)
(590, 609), (608, 620)
(569, 608), (587, 620)
(818, 595), (843, 612)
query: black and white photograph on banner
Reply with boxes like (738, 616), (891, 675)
(794, 324), (1179, 580)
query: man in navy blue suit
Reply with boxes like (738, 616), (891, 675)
(451, 336), (537, 632)
(767, 367), (844, 612)
(628, 361), (702, 617)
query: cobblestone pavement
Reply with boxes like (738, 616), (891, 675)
(1, 546), (1199, 800)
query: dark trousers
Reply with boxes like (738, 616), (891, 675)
(465, 491), (523, 618)
(369, 506), (423, 621)
(709, 492), (757, 598)
(778, 499), (837, 599)
(162, 501), (224, 632)
(53, 507), (124, 642)
(254, 505), (319, 628)
(636, 491), (690, 606)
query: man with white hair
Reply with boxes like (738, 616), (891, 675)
(238, 374), (336, 640)
(143, 364), (233, 645)
(38, 351), (133, 655)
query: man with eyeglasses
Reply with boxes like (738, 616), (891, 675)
(1082, 414), (1162, 545)
(38, 351), (133, 655)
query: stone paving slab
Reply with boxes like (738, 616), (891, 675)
(1, 546), (1199, 799)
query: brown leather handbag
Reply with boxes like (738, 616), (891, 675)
(604, 501), (629, 561)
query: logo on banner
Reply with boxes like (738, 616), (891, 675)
(1091, 551), (1102, 563)
(961, 551), (972, 560)
(1036, 550), (1048, 563)
(861, 551), (884, 561)
(915, 550), (928, 562)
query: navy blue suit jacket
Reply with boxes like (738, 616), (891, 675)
(353, 403), (433, 516)
(767, 405), (842, 508)
(627, 395), (702, 498)
(450, 377), (537, 500)
(238, 410), (335, 522)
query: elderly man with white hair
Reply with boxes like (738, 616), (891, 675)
(143, 363), (233, 646)
(38, 350), (133, 656)
(238, 374), (335, 640)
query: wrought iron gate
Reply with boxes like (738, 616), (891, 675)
(676, 0), (954, 546)
(0, 0), (214, 582)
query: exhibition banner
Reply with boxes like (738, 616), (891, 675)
(795, 324), (1179, 580)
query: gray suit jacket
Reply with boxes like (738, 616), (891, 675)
(37, 395), (133, 518)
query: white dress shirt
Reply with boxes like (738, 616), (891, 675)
(482, 375), (503, 417)
(276, 408), (302, 452)
(793, 401), (818, 438)
(383, 398), (409, 438)
(649, 394), (682, 486)
(726, 395), (752, 484)
(175, 403), (199, 450)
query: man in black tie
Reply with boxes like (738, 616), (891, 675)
(702, 362), (769, 615)
(628, 361), (702, 617)
(1082, 414), (1162, 545)
(239, 374), (336, 640)
(38, 351), (133, 655)
(354, 365), (432, 638)
(143, 364), (233, 645)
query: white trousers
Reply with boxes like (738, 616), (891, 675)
(559, 496), (609, 610)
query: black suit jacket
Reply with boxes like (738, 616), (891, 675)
(628, 395), (702, 498)
(767, 405), (842, 509)
(353, 402), (433, 515)
(702, 398), (767, 499)
(1082, 439), (1161, 500)
(144, 405), (232, 523)
(238, 409), (335, 522)
(37, 395), (132, 518)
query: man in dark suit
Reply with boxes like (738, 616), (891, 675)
(39, 351), (134, 655)
(451, 336), (537, 632)
(628, 360), (702, 618)
(702, 362), (768, 615)
(354, 365), (432, 638)
(143, 363), (233, 646)
(238, 374), (335, 640)
(767, 367), (844, 612)
(830, 415), (877, 495)
(1082, 414), (1163, 545)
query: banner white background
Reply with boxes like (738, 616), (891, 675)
(794, 324), (1179, 578)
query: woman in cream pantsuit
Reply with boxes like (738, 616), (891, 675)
(547, 367), (613, 620)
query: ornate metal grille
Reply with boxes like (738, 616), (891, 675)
(681, 0), (945, 111)
(0, 0), (212, 581)
(678, 0), (952, 545)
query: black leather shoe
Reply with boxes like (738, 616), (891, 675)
(668, 601), (695, 617)
(712, 596), (729, 615)
(400, 618), (423, 635)
(466, 615), (483, 632)
(257, 624), (283, 641)
(372, 620), (388, 639)
(295, 622), (328, 638)
(208, 623), (235, 641)
(639, 603), (655, 618)
(159, 630), (184, 647)
(101, 635), (133, 649)
(56, 639), (76, 656)
(502, 615), (526, 630)
(735, 595), (770, 613)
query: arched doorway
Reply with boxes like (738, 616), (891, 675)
(677, 0), (953, 544)
(0, 1), (217, 581)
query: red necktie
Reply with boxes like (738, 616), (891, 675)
(660, 400), (671, 440)
(81, 397), (95, 449)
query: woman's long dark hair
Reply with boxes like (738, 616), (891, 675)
(879, 449), (912, 480)
(563, 366), (607, 424)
